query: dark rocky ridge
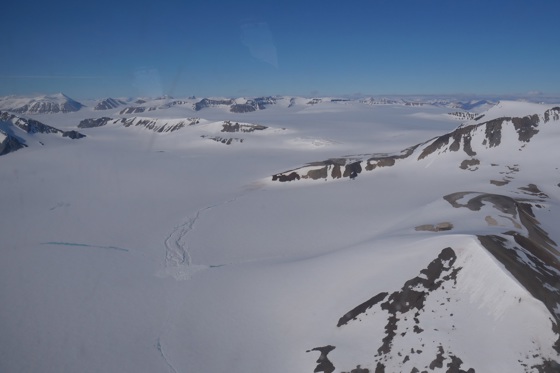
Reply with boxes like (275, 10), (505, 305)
(78, 117), (114, 128)
(221, 121), (268, 133)
(444, 191), (560, 363)
(306, 190), (560, 371)
(272, 145), (418, 182)
(194, 98), (234, 111)
(272, 107), (560, 182)
(94, 98), (126, 110)
(0, 130), (27, 156)
(195, 97), (276, 112)
(78, 116), (199, 133)
(231, 97), (275, 113)
(309, 248), (477, 372)
(448, 112), (479, 121)
(120, 106), (149, 114)
(0, 111), (85, 139)
(119, 100), (190, 114)
(118, 118), (191, 132)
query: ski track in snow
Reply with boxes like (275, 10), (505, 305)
(156, 338), (178, 373)
(160, 184), (261, 280)
(41, 241), (129, 252)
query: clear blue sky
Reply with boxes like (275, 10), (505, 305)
(1, 0), (559, 99)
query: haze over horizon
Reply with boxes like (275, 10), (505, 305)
(2, 0), (560, 99)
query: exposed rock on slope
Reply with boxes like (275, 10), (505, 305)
(0, 131), (26, 156)
(0, 93), (83, 114)
(78, 116), (200, 133)
(221, 120), (267, 132)
(118, 100), (190, 114)
(272, 107), (560, 182)
(195, 97), (276, 112)
(0, 111), (85, 156)
(78, 117), (114, 128)
(445, 191), (560, 351)
(299, 105), (560, 372)
(194, 98), (234, 111)
(0, 111), (85, 139)
(94, 98), (127, 110)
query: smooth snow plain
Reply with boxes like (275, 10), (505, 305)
(1, 96), (560, 372)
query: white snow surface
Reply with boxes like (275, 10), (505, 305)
(1, 97), (559, 372)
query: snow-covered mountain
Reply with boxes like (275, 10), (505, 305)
(271, 103), (560, 182)
(193, 96), (277, 112)
(94, 97), (127, 110)
(0, 93), (84, 114)
(1, 95), (560, 373)
(0, 111), (85, 155)
(359, 97), (496, 112)
(118, 100), (192, 114)
(267, 102), (560, 371)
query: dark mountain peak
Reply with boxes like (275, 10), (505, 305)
(0, 111), (85, 156)
(94, 98), (126, 110)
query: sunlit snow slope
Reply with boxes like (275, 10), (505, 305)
(0, 96), (559, 373)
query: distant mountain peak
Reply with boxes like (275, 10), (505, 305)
(0, 93), (84, 114)
(94, 98), (127, 110)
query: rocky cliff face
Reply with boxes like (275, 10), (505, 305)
(0, 131), (26, 156)
(0, 111), (85, 156)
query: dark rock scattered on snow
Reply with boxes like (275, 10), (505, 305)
(221, 121), (268, 133)
(78, 117), (114, 128)
(194, 98), (234, 111)
(311, 248), (473, 372)
(201, 135), (243, 145)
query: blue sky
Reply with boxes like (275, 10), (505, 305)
(1, 0), (559, 99)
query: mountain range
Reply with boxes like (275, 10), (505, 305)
(0, 93), (503, 116)
(1, 93), (559, 373)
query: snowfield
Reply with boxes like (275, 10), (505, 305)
(1, 95), (560, 372)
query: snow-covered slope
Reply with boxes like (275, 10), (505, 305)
(94, 97), (127, 110)
(1, 96), (559, 373)
(271, 104), (560, 182)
